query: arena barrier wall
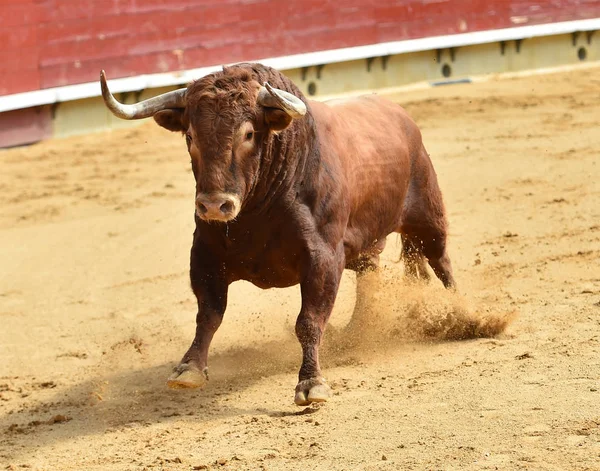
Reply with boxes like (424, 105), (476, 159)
(1, 1), (599, 147)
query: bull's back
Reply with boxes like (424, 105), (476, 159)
(310, 96), (421, 258)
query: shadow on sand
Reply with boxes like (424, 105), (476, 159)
(1, 277), (515, 463)
(0, 337), (312, 462)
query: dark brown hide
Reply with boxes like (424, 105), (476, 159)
(141, 63), (455, 403)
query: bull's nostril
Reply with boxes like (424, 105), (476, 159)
(220, 201), (234, 214)
(196, 196), (237, 219)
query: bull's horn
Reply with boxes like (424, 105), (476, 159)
(100, 70), (187, 120)
(257, 82), (306, 119)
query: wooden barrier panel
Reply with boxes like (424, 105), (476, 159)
(1, 0), (599, 96)
(0, 106), (52, 147)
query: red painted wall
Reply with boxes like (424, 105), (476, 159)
(1, 0), (599, 97)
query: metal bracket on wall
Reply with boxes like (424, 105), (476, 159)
(50, 102), (59, 120)
(301, 65), (325, 80)
(315, 64), (325, 79)
(500, 40), (523, 54)
(301, 67), (309, 81)
(586, 30), (594, 44)
(381, 55), (390, 70)
(367, 56), (391, 72)
(449, 47), (456, 62)
(366, 57), (375, 72)
(515, 39), (523, 53)
(435, 48), (456, 63)
(572, 31), (580, 46)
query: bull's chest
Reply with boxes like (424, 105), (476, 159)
(221, 226), (304, 289)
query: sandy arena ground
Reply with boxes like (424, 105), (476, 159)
(1, 65), (599, 471)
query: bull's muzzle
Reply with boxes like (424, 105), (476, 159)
(195, 193), (241, 222)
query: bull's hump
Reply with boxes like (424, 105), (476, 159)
(324, 96), (369, 107)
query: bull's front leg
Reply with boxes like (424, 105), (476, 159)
(294, 243), (345, 406)
(168, 252), (227, 389)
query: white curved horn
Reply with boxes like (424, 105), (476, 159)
(100, 70), (187, 120)
(257, 82), (306, 119)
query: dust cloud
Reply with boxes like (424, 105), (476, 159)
(325, 267), (516, 356)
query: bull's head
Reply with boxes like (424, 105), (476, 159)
(100, 68), (306, 222)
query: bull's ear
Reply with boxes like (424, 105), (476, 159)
(264, 108), (293, 132)
(153, 109), (186, 133)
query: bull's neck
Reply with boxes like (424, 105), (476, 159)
(243, 113), (317, 217)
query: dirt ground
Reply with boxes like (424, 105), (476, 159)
(1, 65), (599, 471)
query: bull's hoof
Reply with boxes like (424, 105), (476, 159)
(167, 363), (208, 389)
(294, 377), (331, 406)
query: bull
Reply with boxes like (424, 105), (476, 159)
(100, 63), (456, 405)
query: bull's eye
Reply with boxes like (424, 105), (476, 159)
(185, 133), (192, 147)
(245, 131), (254, 141)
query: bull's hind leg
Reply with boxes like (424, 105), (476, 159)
(345, 238), (386, 331)
(400, 148), (456, 290)
(427, 247), (455, 289)
(401, 234), (430, 282)
(401, 232), (455, 289)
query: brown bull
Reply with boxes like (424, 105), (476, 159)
(100, 63), (455, 405)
